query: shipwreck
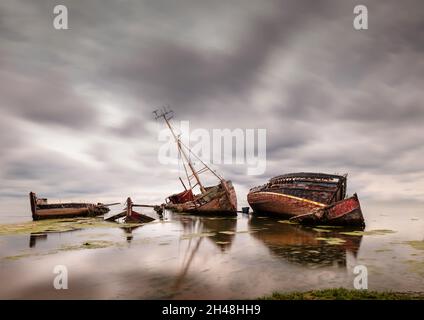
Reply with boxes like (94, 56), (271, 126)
(154, 108), (237, 215)
(29, 192), (116, 220)
(247, 172), (365, 227)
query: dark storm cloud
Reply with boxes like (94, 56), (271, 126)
(0, 69), (96, 128)
(0, 0), (423, 208)
(105, 0), (341, 115)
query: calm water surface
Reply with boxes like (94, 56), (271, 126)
(0, 203), (423, 299)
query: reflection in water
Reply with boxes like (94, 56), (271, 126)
(248, 216), (363, 268)
(178, 216), (237, 252)
(203, 217), (237, 252)
(174, 215), (237, 289)
(120, 225), (141, 243)
(29, 233), (48, 248)
(2, 208), (421, 299)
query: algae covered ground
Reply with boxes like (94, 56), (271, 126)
(0, 217), (144, 236)
(260, 288), (424, 300)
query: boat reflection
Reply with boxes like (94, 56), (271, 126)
(120, 225), (142, 243)
(178, 215), (237, 252)
(248, 216), (363, 268)
(29, 233), (48, 248)
(173, 215), (237, 289)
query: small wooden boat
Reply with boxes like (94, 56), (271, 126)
(154, 108), (237, 215)
(30, 192), (112, 220)
(247, 172), (365, 226)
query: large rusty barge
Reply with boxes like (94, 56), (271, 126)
(247, 173), (365, 227)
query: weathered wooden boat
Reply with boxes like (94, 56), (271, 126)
(30, 192), (112, 220)
(154, 108), (237, 215)
(247, 172), (365, 227)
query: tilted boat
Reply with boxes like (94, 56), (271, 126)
(29, 192), (113, 220)
(247, 172), (365, 227)
(154, 108), (237, 215)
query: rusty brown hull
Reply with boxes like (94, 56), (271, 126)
(247, 191), (326, 218)
(165, 180), (237, 215)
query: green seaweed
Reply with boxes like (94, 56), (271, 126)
(374, 248), (392, 253)
(180, 232), (216, 239)
(278, 220), (298, 225)
(339, 229), (396, 236)
(312, 228), (332, 233)
(2, 240), (116, 260)
(218, 230), (255, 235)
(403, 260), (424, 276)
(405, 240), (424, 251)
(0, 218), (144, 236)
(316, 237), (346, 245)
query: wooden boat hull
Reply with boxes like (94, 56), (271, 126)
(247, 191), (326, 218)
(289, 194), (365, 227)
(165, 180), (237, 215)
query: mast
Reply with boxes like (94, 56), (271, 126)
(154, 107), (206, 194)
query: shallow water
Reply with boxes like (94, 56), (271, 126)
(0, 204), (423, 299)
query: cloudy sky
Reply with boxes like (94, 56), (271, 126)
(1, 0), (423, 217)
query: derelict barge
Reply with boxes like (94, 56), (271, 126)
(30, 192), (112, 220)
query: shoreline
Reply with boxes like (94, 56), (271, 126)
(259, 288), (424, 300)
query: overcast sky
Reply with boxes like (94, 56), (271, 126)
(1, 0), (423, 216)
